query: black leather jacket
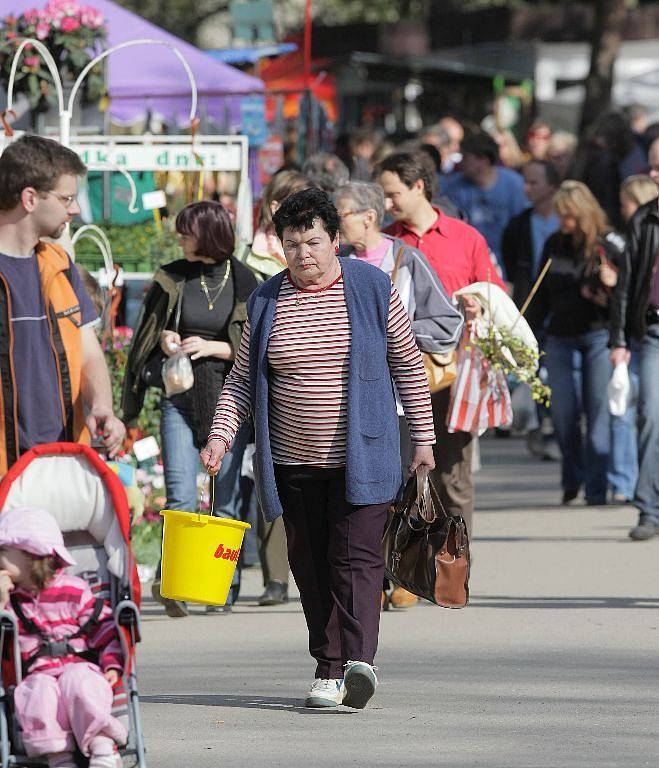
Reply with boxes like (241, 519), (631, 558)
(610, 197), (659, 347)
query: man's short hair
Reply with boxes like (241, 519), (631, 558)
(419, 124), (451, 148)
(376, 151), (436, 202)
(460, 132), (500, 166)
(301, 153), (350, 194)
(0, 134), (87, 211)
(524, 159), (561, 188)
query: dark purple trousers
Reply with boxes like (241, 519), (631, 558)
(274, 465), (391, 679)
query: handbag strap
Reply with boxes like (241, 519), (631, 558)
(414, 470), (438, 524)
(390, 245), (406, 288)
(173, 285), (184, 333)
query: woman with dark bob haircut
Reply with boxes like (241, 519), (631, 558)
(201, 188), (436, 709)
(123, 201), (257, 617)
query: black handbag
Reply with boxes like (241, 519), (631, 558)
(140, 288), (184, 390)
(382, 471), (470, 608)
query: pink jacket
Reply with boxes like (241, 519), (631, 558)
(8, 573), (123, 676)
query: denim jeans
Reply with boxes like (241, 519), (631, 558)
(159, 394), (250, 600)
(545, 330), (611, 502)
(608, 351), (639, 499)
(635, 323), (659, 523)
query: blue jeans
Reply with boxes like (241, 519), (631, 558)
(160, 394), (250, 599)
(545, 330), (611, 502)
(608, 351), (639, 499)
(635, 324), (659, 523)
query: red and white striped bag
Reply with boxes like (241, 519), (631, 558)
(447, 333), (512, 435)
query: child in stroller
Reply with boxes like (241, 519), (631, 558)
(0, 442), (146, 768)
(0, 507), (126, 768)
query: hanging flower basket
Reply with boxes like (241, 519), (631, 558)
(0, 0), (107, 109)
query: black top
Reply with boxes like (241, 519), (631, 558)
(536, 231), (625, 337)
(176, 260), (234, 341)
(164, 258), (245, 448)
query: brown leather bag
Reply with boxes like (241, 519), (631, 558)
(423, 350), (457, 393)
(390, 245), (457, 393)
(382, 471), (470, 608)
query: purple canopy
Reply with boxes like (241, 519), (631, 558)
(5, 0), (264, 127)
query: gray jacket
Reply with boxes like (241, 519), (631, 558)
(342, 235), (464, 355)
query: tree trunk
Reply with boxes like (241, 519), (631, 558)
(579, 0), (627, 137)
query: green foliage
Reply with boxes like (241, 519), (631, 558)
(130, 519), (162, 566)
(73, 221), (181, 273)
(468, 324), (551, 406)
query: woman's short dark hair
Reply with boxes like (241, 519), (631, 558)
(175, 201), (234, 262)
(272, 188), (340, 241)
(375, 151), (436, 202)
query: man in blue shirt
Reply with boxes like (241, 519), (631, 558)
(444, 132), (528, 274)
(501, 159), (560, 461)
(0, 135), (125, 473)
(501, 159), (560, 330)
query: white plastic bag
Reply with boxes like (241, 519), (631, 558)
(162, 347), (194, 397)
(607, 362), (630, 417)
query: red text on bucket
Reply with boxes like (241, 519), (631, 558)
(214, 544), (241, 561)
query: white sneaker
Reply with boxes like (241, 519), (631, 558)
(304, 678), (345, 708)
(342, 661), (378, 709)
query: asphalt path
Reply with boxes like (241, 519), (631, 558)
(136, 437), (659, 768)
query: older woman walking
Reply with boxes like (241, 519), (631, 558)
(335, 180), (463, 609)
(201, 188), (435, 710)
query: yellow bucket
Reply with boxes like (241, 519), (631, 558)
(159, 510), (250, 606)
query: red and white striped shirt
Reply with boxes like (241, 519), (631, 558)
(209, 273), (434, 467)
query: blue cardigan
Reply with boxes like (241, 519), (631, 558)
(248, 257), (402, 522)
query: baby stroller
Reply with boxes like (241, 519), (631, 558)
(0, 442), (146, 767)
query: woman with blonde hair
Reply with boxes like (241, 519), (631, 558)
(620, 174), (659, 223)
(536, 181), (625, 505)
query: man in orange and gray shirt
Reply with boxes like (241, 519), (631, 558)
(0, 135), (125, 475)
(379, 151), (506, 545)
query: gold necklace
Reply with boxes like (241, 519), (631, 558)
(200, 262), (231, 310)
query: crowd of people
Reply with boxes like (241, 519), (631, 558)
(0, 102), (658, 716)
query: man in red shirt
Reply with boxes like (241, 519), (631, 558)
(379, 151), (506, 549)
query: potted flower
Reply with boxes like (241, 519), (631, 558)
(0, 0), (107, 117)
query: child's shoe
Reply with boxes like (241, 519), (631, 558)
(88, 755), (122, 768)
(89, 736), (122, 767)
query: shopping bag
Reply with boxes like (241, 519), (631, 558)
(447, 341), (482, 434)
(607, 362), (631, 417)
(447, 336), (512, 435)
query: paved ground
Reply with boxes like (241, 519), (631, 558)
(137, 437), (659, 768)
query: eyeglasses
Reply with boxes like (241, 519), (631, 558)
(43, 190), (78, 210)
(337, 209), (364, 219)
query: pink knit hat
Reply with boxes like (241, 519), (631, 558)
(0, 507), (75, 568)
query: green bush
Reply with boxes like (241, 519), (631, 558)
(73, 221), (181, 272)
(130, 519), (163, 566)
